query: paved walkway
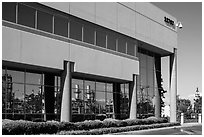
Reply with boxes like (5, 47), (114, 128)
(113, 122), (202, 135)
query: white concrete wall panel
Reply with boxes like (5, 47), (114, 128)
(2, 26), (70, 70)
(70, 2), (95, 23)
(117, 4), (136, 38)
(41, 2), (70, 13)
(120, 2), (136, 10)
(95, 2), (117, 31)
(2, 26), (22, 62)
(136, 13), (151, 41)
(135, 2), (176, 28)
(40, 2), (177, 51)
(3, 26), (139, 81)
(70, 44), (139, 81)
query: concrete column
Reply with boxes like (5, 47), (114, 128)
(60, 61), (72, 122)
(154, 56), (161, 118)
(129, 74), (137, 119)
(169, 48), (177, 122)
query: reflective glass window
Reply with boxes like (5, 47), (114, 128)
(147, 56), (154, 71)
(72, 87), (84, 114)
(96, 82), (105, 92)
(96, 91), (106, 114)
(70, 19), (82, 41)
(118, 35), (126, 54)
(120, 83), (129, 118)
(140, 67), (147, 87)
(106, 92), (113, 118)
(96, 29), (106, 48)
(147, 67), (154, 90)
(12, 83), (24, 114)
(83, 23), (95, 44)
(72, 79), (84, 114)
(107, 33), (116, 51)
(72, 79), (83, 101)
(84, 80), (95, 91)
(26, 72), (42, 85)
(54, 76), (61, 88)
(2, 70), (6, 107)
(107, 83), (113, 92)
(54, 77), (61, 114)
(37, 10), (53, 33)
(140, 53), (147, 68)
(2, 2), (16, 23)
(18, 4), (35, 28)
(127, 39), (135, 56)
(25, 84), (42, 114)
(7, 70), (24, 83)
(54, 16), (68, 37)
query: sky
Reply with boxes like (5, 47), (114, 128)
(152, 2), (202, 104)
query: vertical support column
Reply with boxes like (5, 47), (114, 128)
(129, 74), (137, 119)
(181, 113), (184, 124)
(44, 73), (55, 121)
(198, 113), (202, 123)
(60, 61), (72, 122)
(169, 48), (177, 122)
(113, 83), (120, 119)
(154, 56), (161, 118)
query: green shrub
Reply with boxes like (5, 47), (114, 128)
(2, 117), (171, 135)
(57, 122), (180, 135)
(2, 119), (76, 135)
(74, 120), (103, 130)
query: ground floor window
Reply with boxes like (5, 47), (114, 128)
(2, 67), (61, 121)
(71, 78), (129, 122)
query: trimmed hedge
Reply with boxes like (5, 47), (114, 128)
(2, 117), (171, 135)
(2, 119), (75, 135)
(57, 122), (181, 135)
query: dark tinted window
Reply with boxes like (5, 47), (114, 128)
(83, 24), (95, 45)
(96, 29), (106, 48)
(127, 38), (135, 56)
(18, 4), (35, 28)
(37, 11), (53, 33)
(118, 35), (126, 54)
(54, 16), (68, 37)
(2, 2), (16, 23)
(107, 32), (116, 51)
(70, 19), (82, 41)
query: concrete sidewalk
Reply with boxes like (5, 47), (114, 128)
(113, 123), (202, 135)
(181, 122), (202, 127)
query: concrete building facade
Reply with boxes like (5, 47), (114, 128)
(2, 2), (177, 122)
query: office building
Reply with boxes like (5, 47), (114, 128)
(2, 2), (178, 122)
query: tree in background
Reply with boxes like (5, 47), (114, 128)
(176, 95), (192, 119)
(194, 87), (202, 114)
(160, 78), (167, 114)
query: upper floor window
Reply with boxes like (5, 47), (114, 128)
(70, 19), (82, 41)
(83, 23), (95, 45)
(96, 28), (106, 48)
(2, 2), (16, 23)
(37, 10), (53, 33)
(54, 16), (68, 37)
(107, 31), (116, 51)
(118, 34), (126, 54)
(18, 4), (36, 28)
(127, 38), (136, 56)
